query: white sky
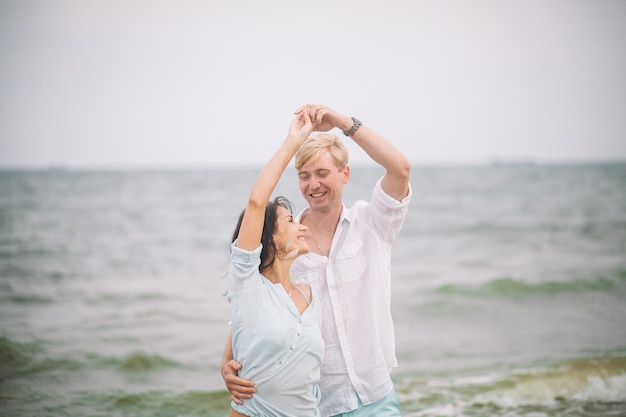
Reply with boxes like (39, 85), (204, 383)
(1, 0), (625, 168)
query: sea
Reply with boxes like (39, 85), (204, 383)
(1, 163), (625, 417)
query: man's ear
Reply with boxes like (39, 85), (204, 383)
(343, 165), (350, 184)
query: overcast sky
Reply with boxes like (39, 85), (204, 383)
(1, 0), (625, 168)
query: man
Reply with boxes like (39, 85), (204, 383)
(222, 103), (411, 416)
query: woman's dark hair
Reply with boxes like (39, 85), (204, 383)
(231, 196), (295, 272)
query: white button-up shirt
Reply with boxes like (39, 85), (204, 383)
(292, 178), (411, 416)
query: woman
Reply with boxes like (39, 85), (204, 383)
(226, 108), (324, 417)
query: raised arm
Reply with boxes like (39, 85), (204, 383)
(222, 109), (315, 403)
(300, 104), (411, 201)
(235, 110), (314, 250)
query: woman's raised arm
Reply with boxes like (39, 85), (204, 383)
(235, 109), (314, 251)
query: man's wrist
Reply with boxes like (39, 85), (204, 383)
(342, 117), (362, 137)
(338, 116), (353, 132)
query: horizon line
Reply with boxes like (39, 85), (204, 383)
(1, 157), (626, 172)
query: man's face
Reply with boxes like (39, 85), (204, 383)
(297, 152), (349, 213)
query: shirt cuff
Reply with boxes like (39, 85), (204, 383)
(374, 177), (412, 207)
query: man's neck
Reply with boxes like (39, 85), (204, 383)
(303, 205), (341, 257)
(306, 203), (342, 233)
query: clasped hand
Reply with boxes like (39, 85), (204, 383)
(294, 104), (347, 134)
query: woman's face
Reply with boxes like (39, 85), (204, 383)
(273, 205), (309, 258)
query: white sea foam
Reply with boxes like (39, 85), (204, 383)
(573, 374), (626, 402)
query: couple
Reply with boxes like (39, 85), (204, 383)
(224, 103), (412, 417)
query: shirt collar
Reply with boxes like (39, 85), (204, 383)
(339, 203), (352, 224)
(296, 204), (351, 224)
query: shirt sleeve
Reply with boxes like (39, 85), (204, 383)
(228, 241), (263, 296)
(373, 176), (412, 207)
(369, 177), (412, 244)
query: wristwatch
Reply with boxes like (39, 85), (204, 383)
(342, 117), (362, 137)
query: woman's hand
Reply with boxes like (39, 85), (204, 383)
(290, 106), (315, 141)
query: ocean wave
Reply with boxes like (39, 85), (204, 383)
(1, 336), (183, 380)
(85, 292), (172, 305)
(6, 388), (232, 417)
(399, 355), (626, 416)
(90, 351), (182, 372)
(0, 336), (85, 379)
(436, 273), (626, 298)
(2, 294), (55, 304)
(0, 336), (39, 376)
(471, 356), (626, 406)
(75, 389), (230, 417)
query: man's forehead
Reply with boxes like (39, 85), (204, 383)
(299, 154), (338, 173)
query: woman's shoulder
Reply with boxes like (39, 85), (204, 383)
(229, 243), (264, 294)
(230, 242), (262, 269)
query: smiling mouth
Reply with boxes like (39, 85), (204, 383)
(310, 191), (327, 198)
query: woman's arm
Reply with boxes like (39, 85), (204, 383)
(235, 110), (314, 250)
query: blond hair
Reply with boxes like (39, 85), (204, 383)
(295, 133), (349, 171)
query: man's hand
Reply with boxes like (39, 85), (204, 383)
(221, 359), (256, 404)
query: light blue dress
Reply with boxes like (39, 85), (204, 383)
(228, 243), (324, 417)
